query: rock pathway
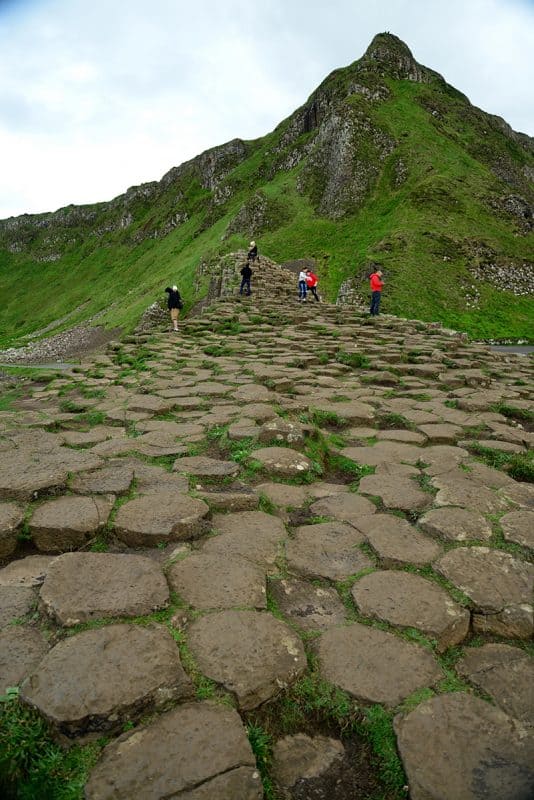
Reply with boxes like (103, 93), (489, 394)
(0, 270), (532, 798)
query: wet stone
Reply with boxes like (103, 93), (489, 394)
(85, 702), (261, 800)
(188, 610), (306, 709)
(203, 510), (286, 570)
(269, 578), (348, 631)
(29, 495), (114, 553)
(358, 473), (430, 512)
(352, 571), (469, 652)
(418, 507), (493, 542)
(286, 522), (372, 581)
(0, 585), (36, 627)
(500, 510), (534, 550)
(394, 693), (534, 800)
(308, 493), (376, 525)
(435, 547), (534, 639)
(0, 555), (55, 587)
(39, 553), (170, 626)
(457, 644), (534, 726)
(167, 552), (266, 611)
(0, 501), (25, 559)
(114, 491), (210, 547)
(21, 623), (193, 736)
(272, 734), (345, 792)
(0, 626), (49, 692)
(252, 447), (312, 478)
(355, 514), (442, 567)
(316, 622), (443, 706)
(172, 455), (240, 478)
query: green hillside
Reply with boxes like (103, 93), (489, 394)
(1, 33), (533, 345)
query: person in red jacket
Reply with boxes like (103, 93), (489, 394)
(305, 269), (320, 302)
(369, 270), (384, 316)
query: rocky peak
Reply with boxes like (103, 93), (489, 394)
(360, 32), (429, 83)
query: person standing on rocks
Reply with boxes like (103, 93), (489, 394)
(306, 269), (320, 302)
(369, 269), (384, 316)
(239, 262), (252, 296)
(298, 268), (308, 302)
(247, 241), (258, 263)
(165, 285), (183, 332)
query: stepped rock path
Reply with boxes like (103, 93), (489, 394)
(0, 261), (533, 799)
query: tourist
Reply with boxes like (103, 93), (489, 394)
(164, 285), (183, 331)
(369, 269), (384, 316)
(298, 268), (308, 302)
(306, 269), (320, 302)
(240, 262), (252, 296)
(247, 241), (258, 263)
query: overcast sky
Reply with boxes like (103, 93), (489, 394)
(1, 0), (533, 220)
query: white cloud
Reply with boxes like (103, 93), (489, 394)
(0, 0), (532, 218)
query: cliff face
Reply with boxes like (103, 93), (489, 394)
(0, 33), (533, 342)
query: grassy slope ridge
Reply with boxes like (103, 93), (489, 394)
(0, 33), (533, 346)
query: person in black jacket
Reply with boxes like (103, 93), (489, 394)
(165, 285), (183, 331)
(240, 263), (252, 296)
(247, 241), (258, 263)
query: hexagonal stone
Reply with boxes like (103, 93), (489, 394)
(311, 400), (375, 424)
(61, 426), (126, 447)
(29, 495), (114, 553)
(197, 484), (260, 512)
(202, 511), (286, 570)
(351, 571), (469, 652)
(358, 474), (430, 512)
(167, 553), (266, 611)
(418, 507), (493, 542)
(172, 456), (239, 478)
(394, 693), (534, 800)
(234, 384), (274, 403)
(354, 514), (443, 567)
(316, 623), (443, 706)
(0, 585), (36, 627)
(435, 547), (534, 638)
(308, 493), (376, 524)
(500, 510), (534, 550)
(421, 444), (470, 477)
(114, 491), (209, 547)
(341, 441), (422, 467)
(457, 644), (534, 725)
(0, 555), (55, 587)
(0, 501), (25, 559)
(70, 463), (134, 495)
(286, 522), (372, 581)
(0, 626), (48, 692)
(269, 578), (348, 631)
(127, 394), (176, 414)
(137, 420), (204, 438)
(432, 471), (509, 515)
(498, 480), (534, 509)
(377, 429), (427, 444)
(252, 447), (312, 478)
(187, 610), (306, 709)
(417, 423), (463, 444)
(258, 419), (305, 446)
(85, 702), (262, 800)
(255, 482), (310, 509)
(272, 734), (345, 792)
(21, 623), (192, 735)
(39, 553), (170, 626)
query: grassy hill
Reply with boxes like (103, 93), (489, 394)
(1, 33), (533, 346)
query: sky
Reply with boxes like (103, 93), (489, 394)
(0, 0), (533, 220)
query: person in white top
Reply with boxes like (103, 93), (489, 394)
(298, 269), (308, 302)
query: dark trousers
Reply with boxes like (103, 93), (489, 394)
(298, 280), (307, 300)
(240, 277), (251, 295)
(370, 291), (382, 315)
(309, 286), (319, 302)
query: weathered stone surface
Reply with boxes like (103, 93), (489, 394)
(498, 480), (534, 509)
(21, 624), (192, 735)
(0, 626), (48, 692)
(354, 514), (442, 567)
(234, 383), (274, 403)
(188, 610), (306, 709)
(433, 470), (510, 515)
(203, 511), (285, 570)
(39, 553), (169, 626)
(341, 441), (422, 467)
(70, 463), (134, 494)
(358, 473), (430, 512)
(167, 553), (266, 611)
(172, 455), (239, 478)
(255, 482), (309, 509)
(127, 393), (175, 414)
(435, 547), (534, 638)
(85, 702), (262, 800)
(421, 444), (470, 476)
(417, 423), (463, 444)
(286, 522), (372, 581)
(0, 501), (25, 559)
(29, 495), (113, 553)
(457, 644), (534, 726)
(137, 420), (204, 438)
(197, 484), (260, 512)
(309, 493), (376, 524)
(352, 571), (469, 652)
(273, 734), (345, 790)
(61, 426), (125, 447)
(311, 400), (375, 424)
(394, 693), (534, 800)
(269, 578), (348, 631)
(258, 418), (305, 445)
(377, 429), (427, 444)
(316, 623), (443, 706)
(252, 447), (312, 478)
(418, 507), (493, 542)
(0, 555), (55, 587)
(114, 491), (209, 547)
(500, 510), (534, 550)
(0, 585), (36, 627)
